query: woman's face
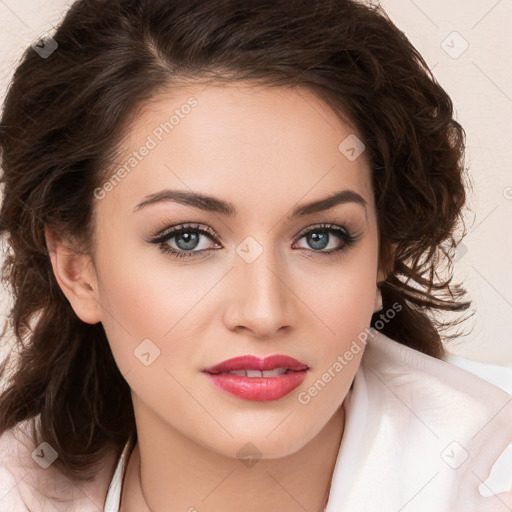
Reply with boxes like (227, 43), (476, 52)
(86, 83), (384, 458)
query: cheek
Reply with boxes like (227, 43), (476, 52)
(293, 255), (377, 422)
(297, 248), (378, 396)
(94, 236), (217, 369)
(303, 248), (378, 335)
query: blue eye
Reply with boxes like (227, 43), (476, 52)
(293, 224), (355, 253)
(149, 223), (220, 259)
(148, 222), (359, 260)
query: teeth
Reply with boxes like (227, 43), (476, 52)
(261, 368), (288, 377)
(246, 369), (262, 378)
(228, 370), (246, 377)
(221, 367), (289, 377)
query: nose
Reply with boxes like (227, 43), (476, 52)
(223, 244), (295, 338)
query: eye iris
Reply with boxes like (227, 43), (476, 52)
(307, 231), (329, 250)
(176, 231), (199, 250)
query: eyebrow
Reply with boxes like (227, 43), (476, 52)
(133, 188), (367, 219)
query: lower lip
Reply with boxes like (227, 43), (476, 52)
(203, 370), (308, 401)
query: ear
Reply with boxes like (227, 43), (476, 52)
(45, 227), (102, 324)
(377, 241), (397, 284)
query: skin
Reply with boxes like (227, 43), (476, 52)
(46, 82), (387, 511)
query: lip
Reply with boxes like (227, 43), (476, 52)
(202, 355), (309, 402)
(203, 354), (309, 374)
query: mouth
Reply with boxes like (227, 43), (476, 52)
(208, 367), (294, 377)
(202, 354), (309, 402)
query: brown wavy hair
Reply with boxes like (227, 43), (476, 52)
(0, 0), (472, 484)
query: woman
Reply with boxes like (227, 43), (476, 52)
(0, 0), (510, 510)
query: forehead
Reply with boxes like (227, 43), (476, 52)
(99, 82), (374, 216)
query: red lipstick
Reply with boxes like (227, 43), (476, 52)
(202, 355), (309, 401)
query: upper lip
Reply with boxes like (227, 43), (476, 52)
(203, 355), (309, 374)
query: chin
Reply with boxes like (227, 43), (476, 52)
(203, 422), (317, 461)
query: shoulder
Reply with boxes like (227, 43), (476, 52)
(0, 415), (119, 512)
(346, 330), (512, 510)
(0, 419), (27, 510)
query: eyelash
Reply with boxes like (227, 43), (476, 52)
(148, 222), (360, 260)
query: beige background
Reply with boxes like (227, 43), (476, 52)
(0, 1), (511, 376)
